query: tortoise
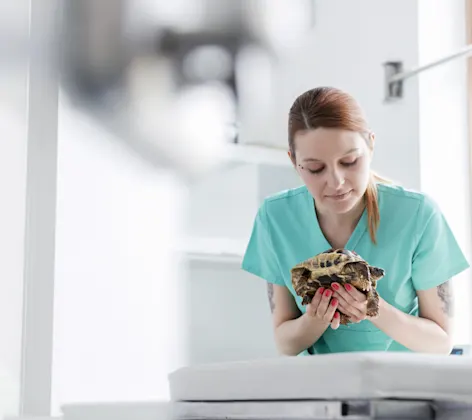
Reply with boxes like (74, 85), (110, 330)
(291, 248), (385, 325)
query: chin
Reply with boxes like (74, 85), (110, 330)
(322, 191), (361, 214)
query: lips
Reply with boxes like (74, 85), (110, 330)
(326, 190), (352, 199)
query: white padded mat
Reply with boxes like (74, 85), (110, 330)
(168, 352), (472, 404)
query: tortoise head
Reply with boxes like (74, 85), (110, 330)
(369, 266), (385, 281)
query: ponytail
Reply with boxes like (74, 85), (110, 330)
(364, 171), (391, 245)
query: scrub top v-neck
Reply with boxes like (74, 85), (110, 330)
(305, 188), (368, 253)
(241, 183), (469, 355)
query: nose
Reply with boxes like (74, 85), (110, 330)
(327, 169), (345, 190)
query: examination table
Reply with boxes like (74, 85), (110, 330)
(168, 352), (472, 419)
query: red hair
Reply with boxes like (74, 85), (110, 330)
(288, 86), (389, 244)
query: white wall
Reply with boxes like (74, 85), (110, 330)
(0, 5), (30, 410)
(0, 102), (27, 418)
(185, 164), (301, 244)
(51, 101), (188, 414)
(418, 0), (471, 344)
(185, 165), (260, 241)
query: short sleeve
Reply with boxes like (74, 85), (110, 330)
(411, 195), (470, 291)
(241, 202), (285, 286)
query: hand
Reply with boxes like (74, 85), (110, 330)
(306, 287), (341, 330)
(331, 282), (368, 323)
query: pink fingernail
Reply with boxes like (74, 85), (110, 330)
(345, 284), (352, 291)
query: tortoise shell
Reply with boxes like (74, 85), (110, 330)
(291, 248), (385, 325)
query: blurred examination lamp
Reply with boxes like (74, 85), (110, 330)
(59, 0), (315, 180)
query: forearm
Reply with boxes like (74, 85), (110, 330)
(372, 298), (453, 354)
(274, 313), (328, 356)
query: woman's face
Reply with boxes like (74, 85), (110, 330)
(290, 127), (373, 216)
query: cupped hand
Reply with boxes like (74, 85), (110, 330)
(306, 286), (341, 330)
(331, 282), (368, 323)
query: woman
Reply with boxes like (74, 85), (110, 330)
(241, 86), (470, 356)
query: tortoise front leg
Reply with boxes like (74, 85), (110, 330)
(365, 288), (380, 318)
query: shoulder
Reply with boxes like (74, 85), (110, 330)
(249, 185), (310, 235)
(263, 184), (308, 204)
(262, 185), (308, 210)
(377, 182), (441, 219)
(377, 182), (428, 203)
(258, 185), (309, 224)
(376, 182), (449, 246)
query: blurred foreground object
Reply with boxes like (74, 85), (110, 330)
(60, 0), (315, 179)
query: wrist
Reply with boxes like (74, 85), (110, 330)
(301, 311), (330, 331)
(370, 296), (390, 327)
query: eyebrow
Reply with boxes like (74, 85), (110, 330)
(302, 148), (360, 162)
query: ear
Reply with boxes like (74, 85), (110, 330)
(367, 132), (375, 160)
(287, 150), (297, 168)
(369, 131), (376, 146)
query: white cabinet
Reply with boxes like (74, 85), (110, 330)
(183, 259), (279, 365)
(179, 147), (301, 366)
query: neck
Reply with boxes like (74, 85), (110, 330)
(317, 197), (365, 230)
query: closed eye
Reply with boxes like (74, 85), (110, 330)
(341, 159), (358, 167)
(305, 158), (359, 174)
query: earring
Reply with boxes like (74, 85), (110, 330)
(340, 179), (345, 185)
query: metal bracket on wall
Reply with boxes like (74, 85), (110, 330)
(384, 61), (403, 101)
(384, 44), (472, 102)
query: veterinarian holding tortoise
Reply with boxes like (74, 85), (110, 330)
(242, 86), (470, 356)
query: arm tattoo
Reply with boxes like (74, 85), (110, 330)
(437, 281), (453, 316)
(267, 283), (275, 313)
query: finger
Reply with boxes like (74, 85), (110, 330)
(336, 303), (360, 323)
(337, 302), (353, 317)
(332, 291), (345, 304)
(338, 302), (366, 323)
(333, 292), (361, 315)
(331, 283), (348, 299)
(323, 297), (338, 322)
(338, 304), (364, 318)
(332, 282), (366, 304)
(331, 283), (361, 308)
(337, 301), (363, 319)
(316, 288), (333, 317)
(330, 311), (340, 329)
(333, 290), (366, 312)
(307, 287), (324, 316)
(344, 283), (368, 303)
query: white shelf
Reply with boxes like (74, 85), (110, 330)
(225, 143), (291, 167)
(178, 237), (246, 264)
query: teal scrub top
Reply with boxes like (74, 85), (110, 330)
(241, 183), (470, 355)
